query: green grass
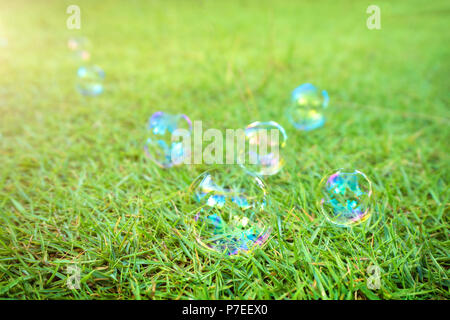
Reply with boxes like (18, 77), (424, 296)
(0, 0), (449, 299)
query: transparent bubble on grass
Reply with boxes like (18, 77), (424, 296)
(68, 37), (91, 62)
(188, 168), (272, 255)
(239, 121), (287, 176)
(287, 83), (329, 131)
(318, 169), (373, 226)
(68, 37), (89, 51)
(145, 111), (192, 168)
(73, 50), (91, 61)
(76, 65), (105, 96)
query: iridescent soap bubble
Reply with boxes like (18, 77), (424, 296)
(287, 83), (329, 131)
(145, 111), (192, 168)
(240, 121), (287, 176)
(73, 50), (91, 61)
(68, 37), (89, 50)
(317, 169), (373, 226)
(67, 37), (90, 62)
(76, 65), (105, 96)
(188, 168), (272, 255)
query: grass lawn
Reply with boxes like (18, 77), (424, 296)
(0, 0), (448, 299)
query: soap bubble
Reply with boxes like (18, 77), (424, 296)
(188, 167), (272, 255)
(145, 111), (192, 168)
(240, 121), (287, 176)
(68, 37), (89, 51)
(76, 65), (105, 96)
(287, 83), (329, 131)
(67, 37), (91, 62)
(317, 169), (373, 226)
(73, 50), (91, 62)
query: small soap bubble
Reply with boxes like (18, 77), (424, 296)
(73, 50), (91, 62)
(287, 83), (329, 131)
(145, 112), (192, 168)
(67, 37), (89, 51)
(68, 37), (91, 62)
(240, 121), (287, 176)
(188, 167), (272, 255)
(76, 65), (105, 96)
(317, 169), (373, 226)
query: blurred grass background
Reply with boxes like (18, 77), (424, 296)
(0, 0), (448, 299)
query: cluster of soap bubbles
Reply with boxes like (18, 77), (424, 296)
(67, 36), (105, 96)
(145, 84), (374, 255)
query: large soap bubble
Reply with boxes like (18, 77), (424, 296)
(317, 169), (373, 226)
(187, 167), (272, 255)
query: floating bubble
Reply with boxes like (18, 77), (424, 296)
(68, 37), (89, 51)
(188, 168), (272, 255)
(145, 112), (192, 168)
(67, 37), (91, 62)
(287, 83), (329, 131)
(239, 121), (287, 176)
(317, 169), (373, 226)
(73, 50), (91, 61)
(76, 65), (105, 96)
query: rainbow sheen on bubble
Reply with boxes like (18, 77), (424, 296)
(76, 65), (105, 96)
(189, 168), (271, 255)
(145, 111), (192, 168)
(240, 121), (287, 176)
(318, 169), (373, 226)
(287, 83), (329, 131)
